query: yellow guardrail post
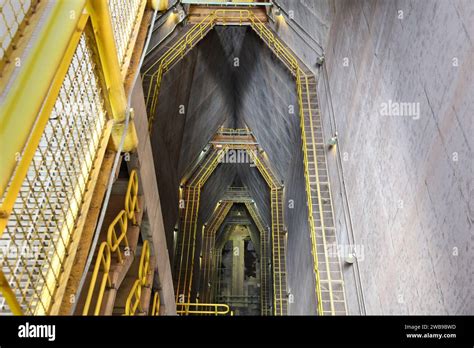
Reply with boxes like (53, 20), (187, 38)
(124, 279), (142, 315)
(151, 291), (161, 315)
(0, 271), (23, 315)
(86, 0), (138, 152)
(125, 169), (140, 225)
(123, 240), (150, 316)
(82, 242), (112, 316)
(138, 240), (151, 286)
(107, 210), (129, 264)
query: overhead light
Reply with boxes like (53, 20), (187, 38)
(274, 7), (282, 17)
(173, 6), (179, 14)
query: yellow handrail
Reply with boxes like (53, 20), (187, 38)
(107, 210), (129, 263)
(176, 302), (231, 315)
(82, 242), (112, 316)
(151, 291), (160, 316)
(125, 169), (139, 225)
(138, 240), (150, 286)
(296, 70), (324, 315)
(124, 279), (142, 316)
(124, 240), (151, 316)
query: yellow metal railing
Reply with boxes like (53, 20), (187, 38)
(143, 12), (217, 130)
(297, 71), (324, 315)
(82, 171), (141, 316)
(124, 240), (151, 316)
(200, 201), (233, 303)
(124, 279), (142, 315)
(217, 127), (251, 136)
(175, 134), (288, 314)
(176, 302), (230, 316)
(107, 210), (129, 264)
(82, 242), (112, 316)
(150, 291), (160, 315)
(125, 169), (139, 225)
(175, 147), (226, 303)
(138, 239), (150, 286)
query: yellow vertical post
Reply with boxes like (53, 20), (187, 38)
(149, 0), (168, 11)
(85, 0), (138, 152)
(0, 271), (23, 315)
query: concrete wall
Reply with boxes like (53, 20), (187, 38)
(316, 0), (473, 314)
(130, 76), (177, 315)
(148, 29), (235, 257)
(271, 0), (334, 73)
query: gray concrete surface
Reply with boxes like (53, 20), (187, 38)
(317, 0), (473, 314)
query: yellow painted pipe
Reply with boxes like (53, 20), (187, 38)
(86, 0), (127, 122)
(148, 0), (168, 11)
(0, 0), (87, 200)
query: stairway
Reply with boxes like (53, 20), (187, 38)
(174, 149), (222, 303)
(245, 202), (270, 316)
(112, 246), (155, 316)
(298, 72), (347, 315)
(250, 150), (287, 315)
(199, 201), (233, 303)
(75, 175), (145, 315)
(247, 18), (347, 315)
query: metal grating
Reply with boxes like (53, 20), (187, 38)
(107, 0), (142, 70)
(0, 31), (108, 315)
(0, 0), (39, 62)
